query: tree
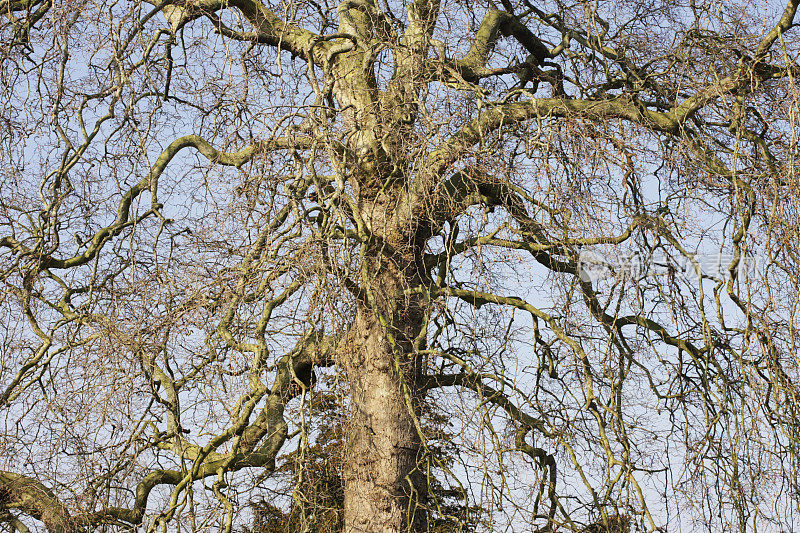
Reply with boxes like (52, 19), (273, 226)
(1, 0), (800, 531)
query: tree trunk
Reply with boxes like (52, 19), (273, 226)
(342, 248), (427, 533)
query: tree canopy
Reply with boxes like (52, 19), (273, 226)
(2, 0), (800, 531)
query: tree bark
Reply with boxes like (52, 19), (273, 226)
(341, 242), (427, 533)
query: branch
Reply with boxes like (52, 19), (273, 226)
(0, 471), (73, 533)
(755, 0), (800, 58)
(460, 10), (550, 71)
(236, 331), (339, 456)
(430, 9), (551, 85)
(397, 95), (678, 231)
(0, 0), (51, 45)
(0, 0), (49, 15)
(36, 134), (310, 271)
(68, 333), (340, 529)
(160, 0), (325, 63)
(515, 427), (558, 523)
(424, 371), (549, 435)
(656, 0), (800, 123)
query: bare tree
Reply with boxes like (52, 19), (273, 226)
(2, 0), (800, 531)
